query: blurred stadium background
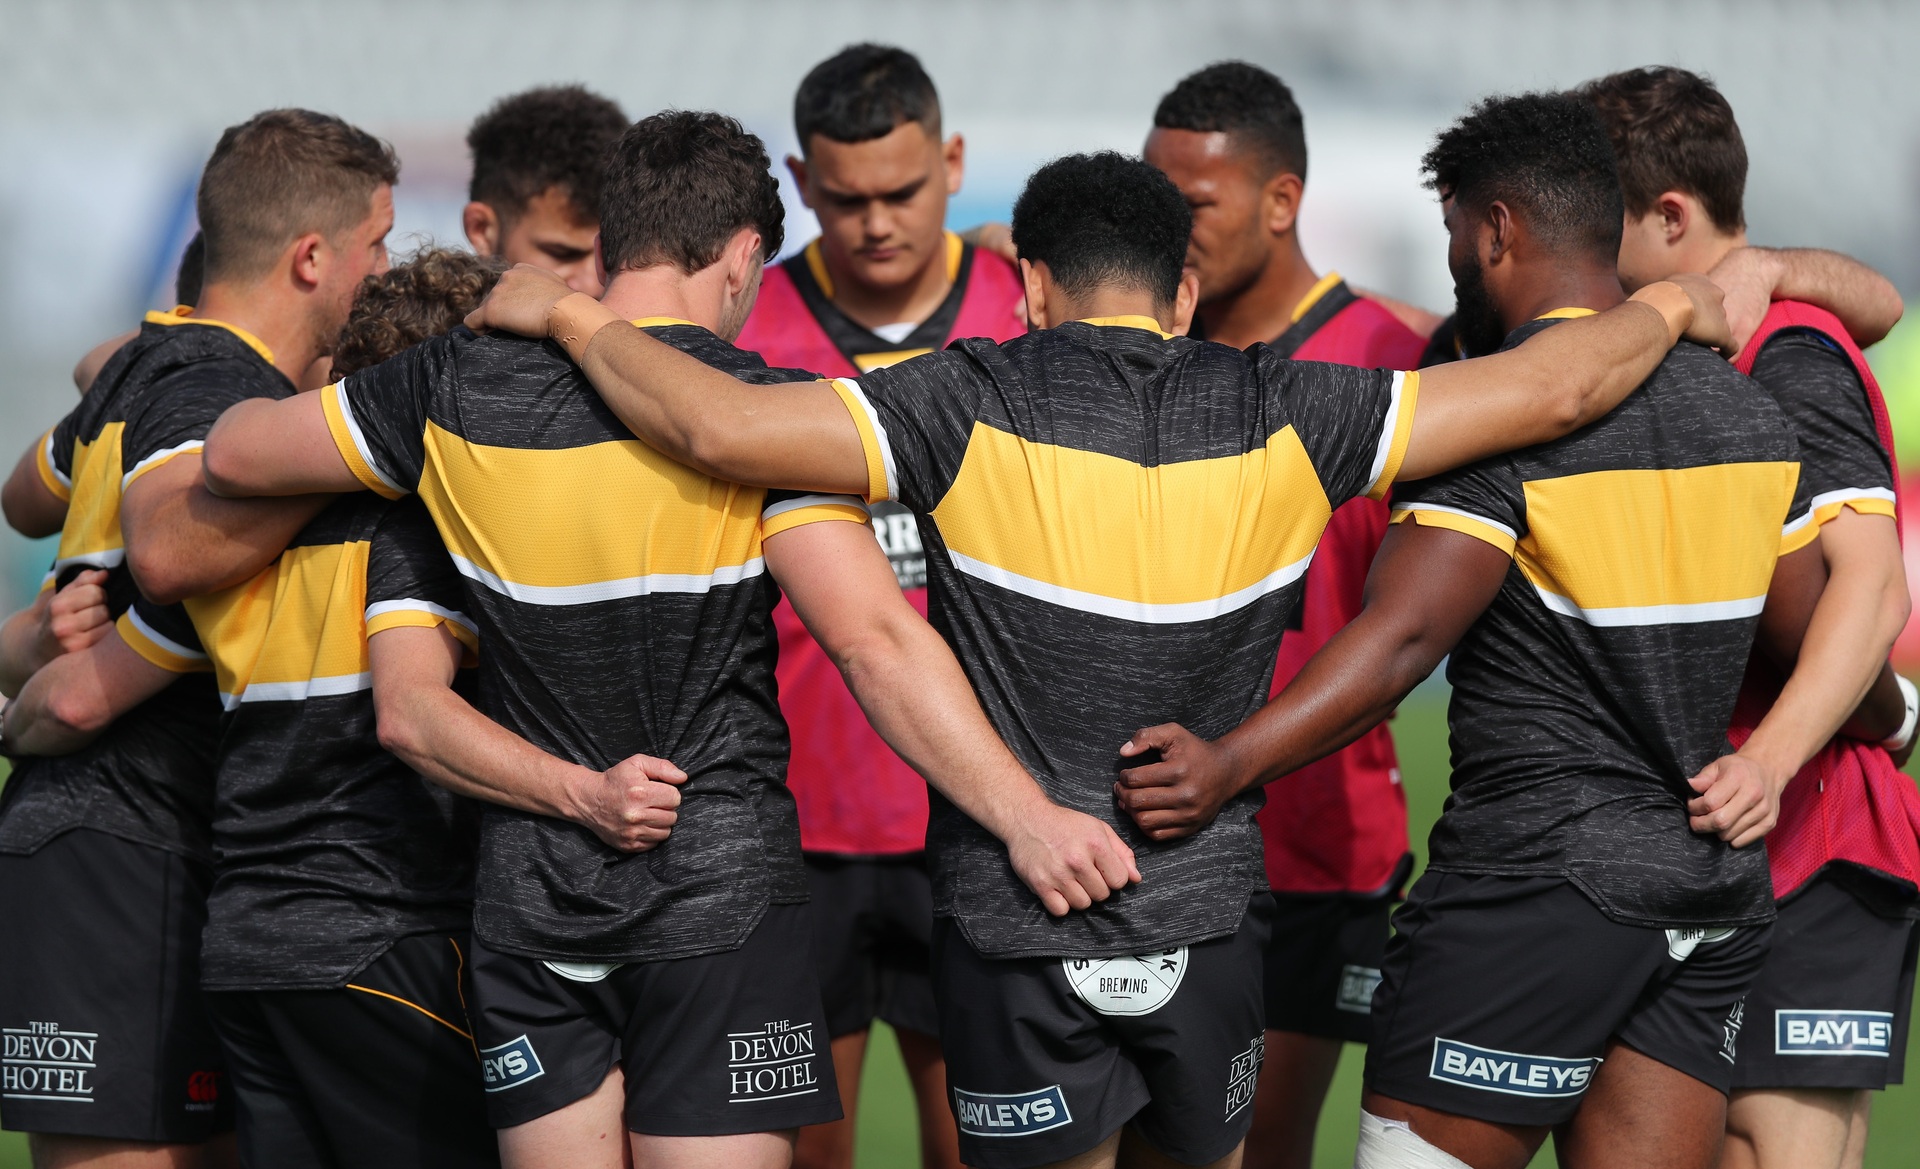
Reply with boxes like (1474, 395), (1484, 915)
(1, 1), (1918, 1165)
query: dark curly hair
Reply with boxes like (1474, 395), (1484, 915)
(598, 110), (784, 275)
(1422, 92), (1623, 262)
(794, 44), (941, 151)
(1153, 61), (1307, 180)
(467, 85), (629, 225)
(330, 247), (504, 377)
(1012, 152), (1191, 305)
(1576, 66), (1746, 232)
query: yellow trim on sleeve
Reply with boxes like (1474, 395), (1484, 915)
(34, 428), (69, 502)
(115, 611), (210, 674)
(1077, 315), (1174, 339)
(364, 608), (478, 664)
(1368, 370), (1421, 501)
(1780, 514), (1821, 556)
(761, 501), (871, 539)
(1813, 496), (1898, 527)
(826, 379), (892, 503)
(320, 384), (405, 500)
(121, 443), (202, 490)
(1391, 505), (1518, 556)
(143, 309), (275, 365)
(1290, 271), (1344, 323)
(1536, 307), (1600, 321)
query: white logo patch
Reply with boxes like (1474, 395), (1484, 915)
(1665, 926), (1738, 962)
(2, 1022), (97, 1104)
(1336, 964), (1382, 1014)
(727, 1021), (821, 1103)
(1224, 1035), (1264, 1120)
(1061, 947), (1188, 1016)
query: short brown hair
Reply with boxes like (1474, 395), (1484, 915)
(597, 111), (784, 275)
(1576, 67), (1746, 232)
(467, 86), (629, 224)
(330, 247), (503, 377)
(197, 108), (400, 284)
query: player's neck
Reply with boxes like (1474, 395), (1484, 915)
(819, 236), (954, 333)
(194, 281), (326, 383)
(1193, 234), (1320, 350)
(1039, 287), (1172, 332)
(599, 266), (724, 334)
(1666, 228), (1749, 278)
(1497, 264), (1627, 334)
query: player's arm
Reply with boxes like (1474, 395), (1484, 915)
(0, 625), (177, 756)
(1710, 247), (1904, 353)
(119, 456), (332, 605)
(1398, 276), (1729, 481)
(465, 265), (870, 494)
(0, 570), (110, 697)
(1114, 520), (1511, 841)
(368, 624), (688, 853)
(201, 393), (366, 497)
(3, 431), (70, 538)
(765, 516), (1141, 915)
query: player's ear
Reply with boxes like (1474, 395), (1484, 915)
(462, 202), (500, 256)
(944, 132), (966, 195)
(1020, 258), (1049, 329)
(1484, 200), (1516, 268)
(1263, 170), (1304, 237)
(1171, 271), (1200, 336)
(1657, 191), (1690, 245)
(726, 228), (763, 294)
(288, 232), (326, 291)
(785, 154), (815, 210)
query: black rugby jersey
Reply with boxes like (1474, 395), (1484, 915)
(0, 310), (287, 862)
(1747, 331), (1895, 527)
(830, 316), (1419, 957)
(1391, 312), (1815, 928)
(321, 320), (868, 963)
(122, 494), (478, 990)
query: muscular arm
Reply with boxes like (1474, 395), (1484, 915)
(3, 440), (67, 538)
(1397, 278), (1725, 481)
(1113, 522), (1511, 841)
(0, 627), (177, 756)
(766, 518), (1140, 914)
(368, 623), (687, 853)
(0, 570), (110, 697)
(1711, 247), (1905, 353)
(119, 456), (332, 604)
(202, 393), (364, 497)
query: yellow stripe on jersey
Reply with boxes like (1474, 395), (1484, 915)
(760, 494), (870, 538)
(828, 379), (896, 503)
(143, 309), (276, 365)
(416, 422), (772, 605)
(184, 541), (371, 708)
(35, 427), (70, 502)
(321, 384), (407, 500)
(853, 349), (934, 372)
(928, 422), (1332, 624)
(115, 608), (211, 674)
(45, 421), (129, 589)
(1391, 503), (1519, 555)
(1535, 307), (1600, 321)
(945, 231), (964, 284)
(364, 599), (479, 664)
(1809, 488), (1898, 529)
(1516, 463), (1802, 627)
(1290, 271), (1344, 323)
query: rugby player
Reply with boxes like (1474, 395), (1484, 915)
(1142, 61), (1427, 1169)
(1582, 66), (1917, 1169)
(462, 144), (1729, 1168)
(737, 43), (1022, 1169)
(462, 85), (628, 297)
(3, 248), (507, 1167)
(0, 108), (394, 1168)
(198, 110), (1135, 1169)
(1106, 92), (1905, 1169)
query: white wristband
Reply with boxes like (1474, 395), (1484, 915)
(1882, 674), (1918, 753)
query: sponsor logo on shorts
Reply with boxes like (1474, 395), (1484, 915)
(3, 1022), (96, 1104)
(1225, 1034), (1264, 1121)
(728, 1020), (820, 1103)
(1060, 947), (1187, 1016)
(1774, 1010), (1895, 1057)
(1429, 1038), (1599, 1098)
(1720, 997), (1746, 1064)
(952, 1085), (1073, 1137)
(1665, 926), (1738, 962)
(1336, 964), (1382, 1015)
(480, 1035), (545, 1092)
(185, 1070), (220, 1112)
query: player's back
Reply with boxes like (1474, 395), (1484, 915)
(1392, 313), (1811, 927)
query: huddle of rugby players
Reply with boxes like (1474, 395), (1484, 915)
(0, 42), (1911, 1169)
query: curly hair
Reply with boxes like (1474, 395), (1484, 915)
(1153, 61), (1307, 180)
(1576, 67), (1746, 232)
(330, 247), (505, 377)
(598, 110), (784, 275)
(467, 85), (629, 225)
(1012, 151), (1191, 304)
(1422, 92), (1623, 261)
(794, 44), (941, 151)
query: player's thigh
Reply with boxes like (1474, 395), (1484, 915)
(629, 1129), (797, 1169)
(1723, 1088), (1860, 1169)
(497, 1064), (625, 1169)
(1555, 1040), (1725, 1169)
(1242, 1031), (1341, 1169)
(895, 1026), (963, 1169)
(792, 1031), (866, 1169)
(466, 941), (622, 1133)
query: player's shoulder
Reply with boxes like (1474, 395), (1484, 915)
(645, 322), (820, 385)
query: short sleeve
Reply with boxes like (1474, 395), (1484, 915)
(1254, 349), (1418, 506)
(363, 496), (476, 659)
(1749, 331), (1896, 529)
(35, 420), (73, 502)
(116, 596), (211, 675)
(322, 337), (451, 499)
(1389, 457), (1527, 557)
(825, 346), (991, 511)
(759, 489), (870, 540)
(1778, 445), (1818, 558)
(121, 357), (288, 490)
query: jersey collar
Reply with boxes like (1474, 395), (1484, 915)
(1289, 270), (1345, 322)
(630, 316), (702, 330)
(1076, 315), (1175, 339)
(803, 232), (964, 302)
(1536, 306), (1600, 320)
(144, 306), (275, 365)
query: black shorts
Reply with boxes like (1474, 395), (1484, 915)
(0, 828), (232, 1142)
(933, 895), (1273, 1169)
(1367, 872), (1771, 1127)
(806, 852), (939, 1039)
(1728, 872), (1919, 1091)
(1264, 891), (1394, 1043)
(204, 932), (496, 1168)
(468, 902), (840, 1134)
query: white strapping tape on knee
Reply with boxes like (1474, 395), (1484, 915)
(1354, 1110), (1475, 1169)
